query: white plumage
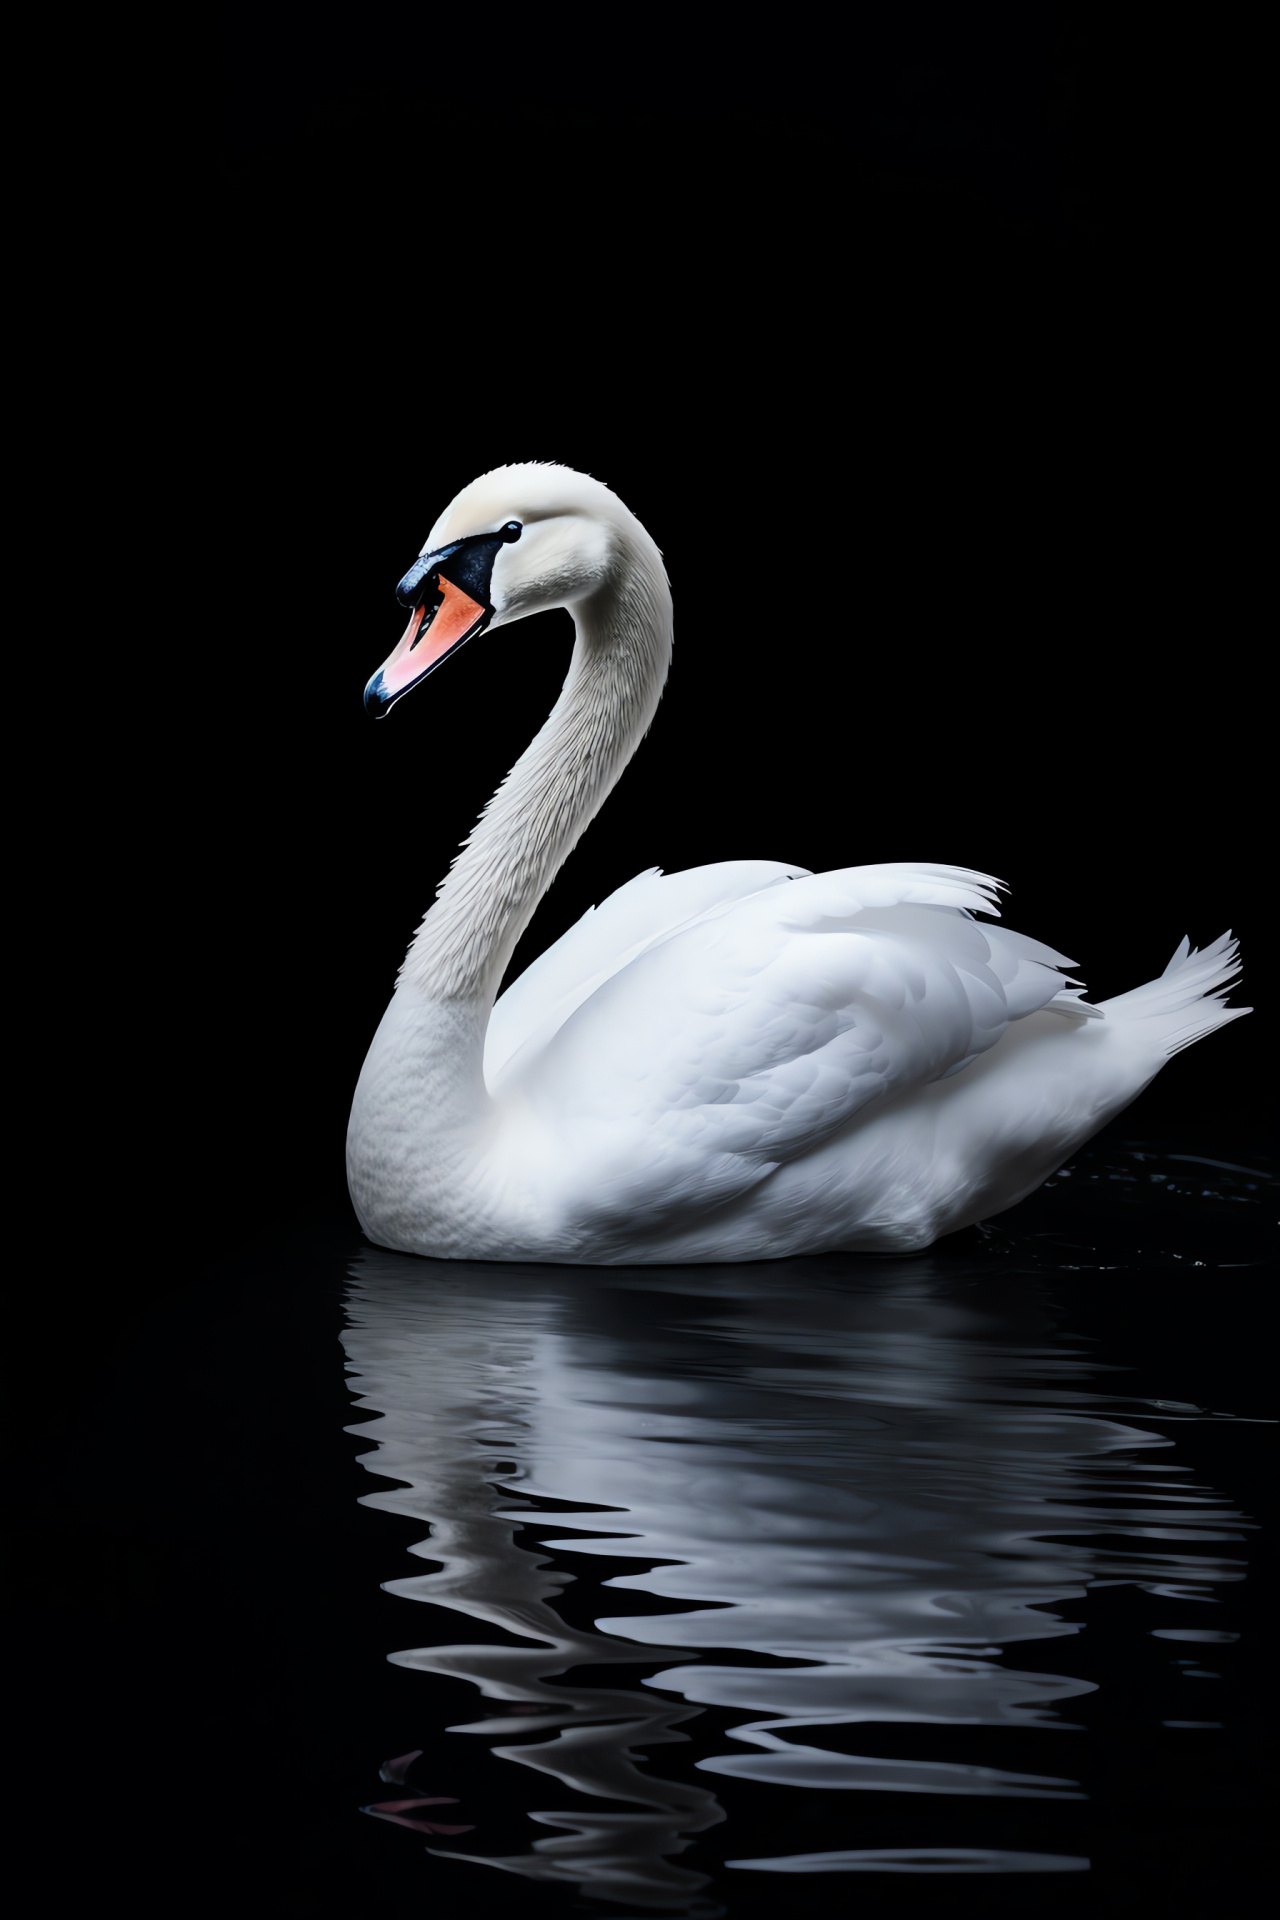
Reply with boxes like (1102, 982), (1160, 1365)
(347, 465), (1247, 1263)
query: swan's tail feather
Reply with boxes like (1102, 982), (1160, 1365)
(1045, 986), (1105, 1019)
(1099, 932), (1251, 1057)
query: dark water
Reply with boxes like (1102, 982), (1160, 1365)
(333, 1144), (1275, 1918)
(19, 1139), (1274, 1917)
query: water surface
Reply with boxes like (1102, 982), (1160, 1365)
(335, 1143), (1273, 1916)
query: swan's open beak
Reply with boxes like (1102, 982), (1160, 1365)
(364, 535), (505, 716)
(364, 578), (490, 715)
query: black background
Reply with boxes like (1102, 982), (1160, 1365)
(199, 3), (1268, 1255)
(10, 15), (1272, 1907)
(27, 0), (1266, 1436)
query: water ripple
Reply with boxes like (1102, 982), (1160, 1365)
(342, 1148), (1271, 1908)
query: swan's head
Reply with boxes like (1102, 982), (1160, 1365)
(364, 463), (655, 716)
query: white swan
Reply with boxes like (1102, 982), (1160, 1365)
(347, 464), (1247, 1264)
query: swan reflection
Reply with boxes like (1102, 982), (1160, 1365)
(342, 1248), (1246, 1907)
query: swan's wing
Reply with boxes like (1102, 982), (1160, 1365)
(484, 860), (811, 1087)
(512, 863), (1085, 1239)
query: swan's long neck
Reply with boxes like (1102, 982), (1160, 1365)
(401, 537), (672, 1012)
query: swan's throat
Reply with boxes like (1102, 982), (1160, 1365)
(400, 555), (672, 1009)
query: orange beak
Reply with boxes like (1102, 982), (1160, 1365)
(365, 524), (520, 715)
(370, 583), (491, 714)
(365, 575), (488, 714)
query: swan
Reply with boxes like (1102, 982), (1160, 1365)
(347, 464), (1247, 1264)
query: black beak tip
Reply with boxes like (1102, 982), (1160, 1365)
(364, 672), (392, 718)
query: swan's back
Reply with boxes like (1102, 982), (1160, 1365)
(483, 862), (1095, 1245)
(484, 861), (810, 1088)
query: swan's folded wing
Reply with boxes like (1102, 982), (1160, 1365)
(484, 860), (811, 1087)
(510, 864), (1082, 1238)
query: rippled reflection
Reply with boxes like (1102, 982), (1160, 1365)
(342, 1241), (1251, 1907)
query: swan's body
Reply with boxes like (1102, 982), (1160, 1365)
(347, 465), (1247, 1264)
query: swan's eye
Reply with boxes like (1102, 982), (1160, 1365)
(500, 521), (523, 541)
